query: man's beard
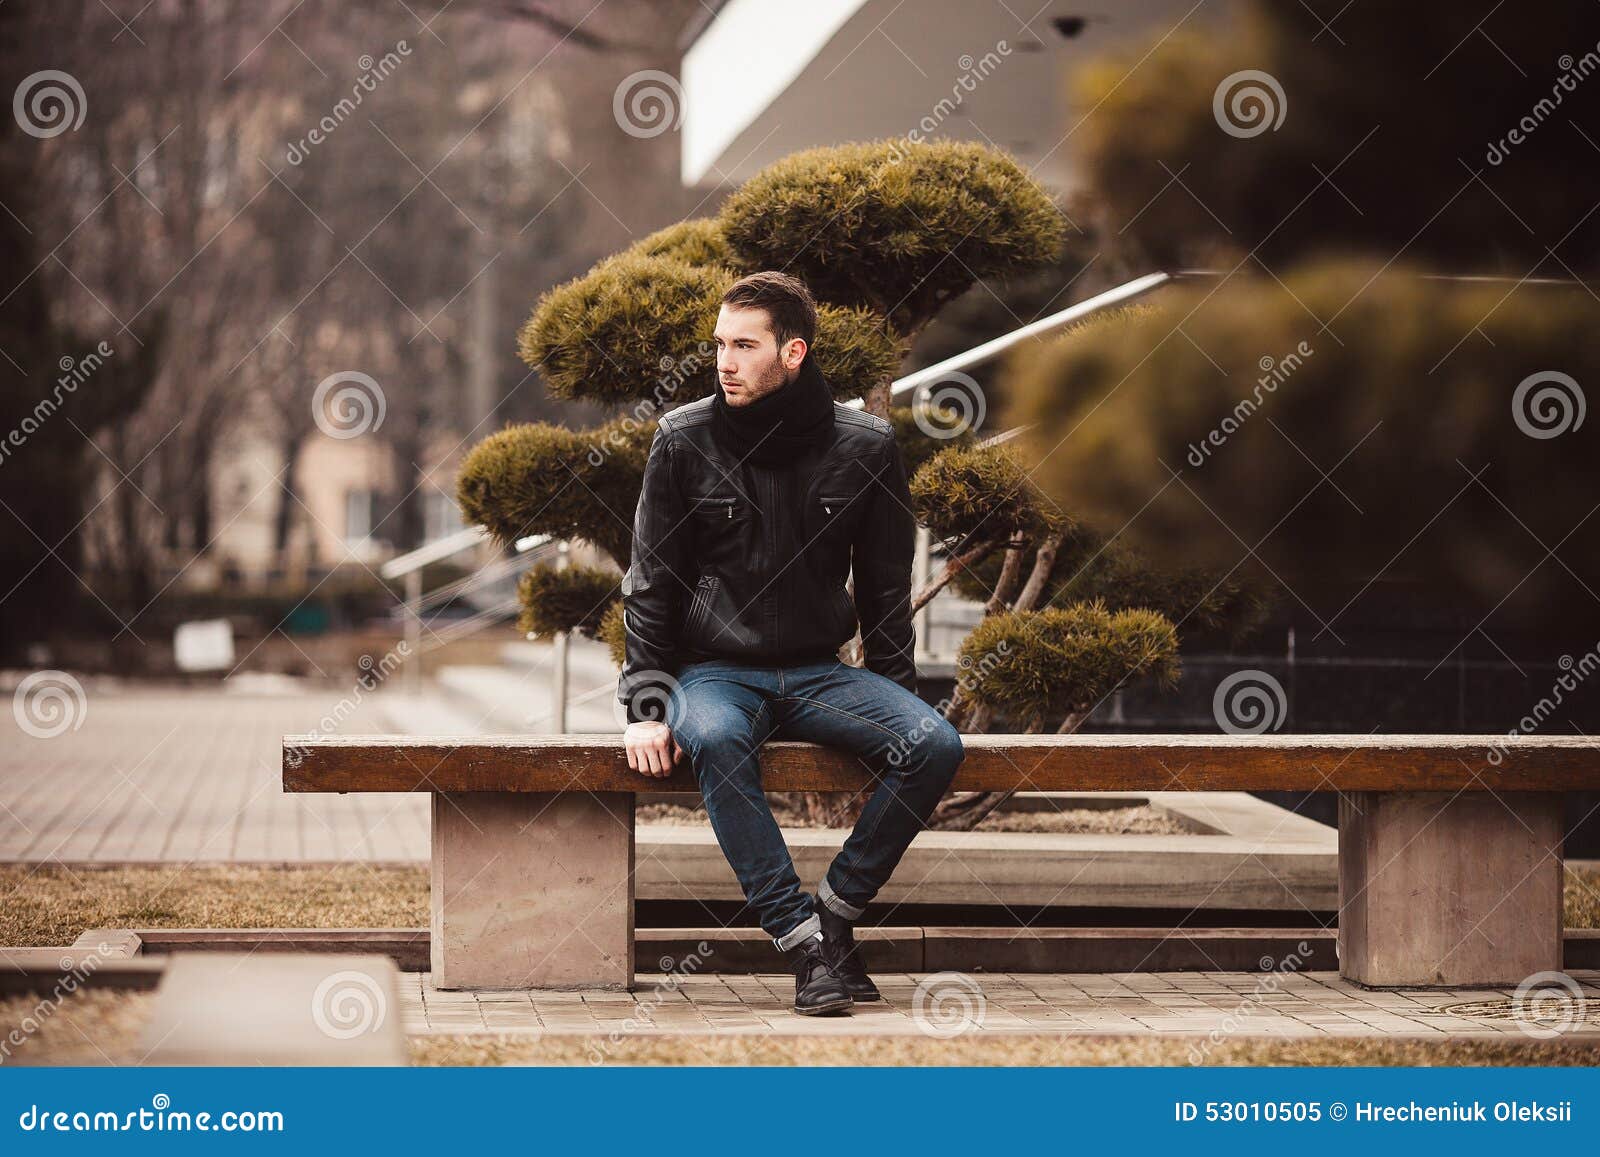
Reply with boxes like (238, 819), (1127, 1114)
(723, 352), (793, 405)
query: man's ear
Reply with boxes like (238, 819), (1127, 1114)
(784, 338), (807, 371)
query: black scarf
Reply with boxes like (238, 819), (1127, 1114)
(710, 351), (836, 468)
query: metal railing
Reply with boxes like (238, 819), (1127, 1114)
(380, 527), (559, 693)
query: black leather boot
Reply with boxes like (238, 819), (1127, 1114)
(817, 898), (882, 1002)
(785, 931), (853, 1015)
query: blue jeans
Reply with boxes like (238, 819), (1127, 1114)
(669, 656), (965, 950)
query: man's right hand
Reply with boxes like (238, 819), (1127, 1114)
(625, 720), (685, 779)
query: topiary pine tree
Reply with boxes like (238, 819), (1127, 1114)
(459, 139), (1265, 829)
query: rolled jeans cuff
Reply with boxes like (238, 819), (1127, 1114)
(818, 876), (865, 921)
(773, 912), (821, 953)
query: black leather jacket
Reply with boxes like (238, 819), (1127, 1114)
(618, 378), (918, 724)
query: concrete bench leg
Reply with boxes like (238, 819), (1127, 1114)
(1338, 790), (1563, 987)
(431, 791), (634, 990)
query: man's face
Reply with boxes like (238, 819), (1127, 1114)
(714, 304), (805, 407)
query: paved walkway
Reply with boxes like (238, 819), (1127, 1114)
(0, 682), (426, 863)
(402, 969), (1600, 1040)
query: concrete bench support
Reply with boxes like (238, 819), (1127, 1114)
(1338, 790), (1564, 987)
(431, 791), (635, 990)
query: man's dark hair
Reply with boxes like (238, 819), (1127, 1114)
(721, 271), (817, 349)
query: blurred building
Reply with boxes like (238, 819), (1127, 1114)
(679, 0), (1229, 190)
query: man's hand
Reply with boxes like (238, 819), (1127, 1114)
(625, 720), (685, 778)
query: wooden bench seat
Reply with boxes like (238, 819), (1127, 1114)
(282, 733), (1599, 991)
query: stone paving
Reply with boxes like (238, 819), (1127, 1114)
(0, 684), (423, 863)
(402, 969), (1600, 1040)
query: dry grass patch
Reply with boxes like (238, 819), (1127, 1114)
(0, 864), (426, 947)
(412, 1032), (1600, 1067)
(637, 802), (1189, 834)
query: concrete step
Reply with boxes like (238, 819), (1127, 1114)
(634, 824), (1338, 912)
(432, 663), (620, 734)
(498, 637), (619, 682)
(374, 692), (485, 736)
(137, 952), (407, 1065)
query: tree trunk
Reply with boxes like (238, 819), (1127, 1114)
(1012, 530), (1063, 612)
(911, 536), (999, 614)
(273, 435), (301, 574)
(862, 377), (891, 419)
(985, 531), (1026, 614)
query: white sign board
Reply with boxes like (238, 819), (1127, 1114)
(174, 618), (235, 672)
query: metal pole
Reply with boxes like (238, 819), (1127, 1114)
(404, 569), (422, 695)
(552, 541), (571, 734)
(913, 525), (933, 661)
(552, 631), (569, 734)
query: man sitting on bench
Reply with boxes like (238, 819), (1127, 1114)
(618, 271), (967, 1016)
